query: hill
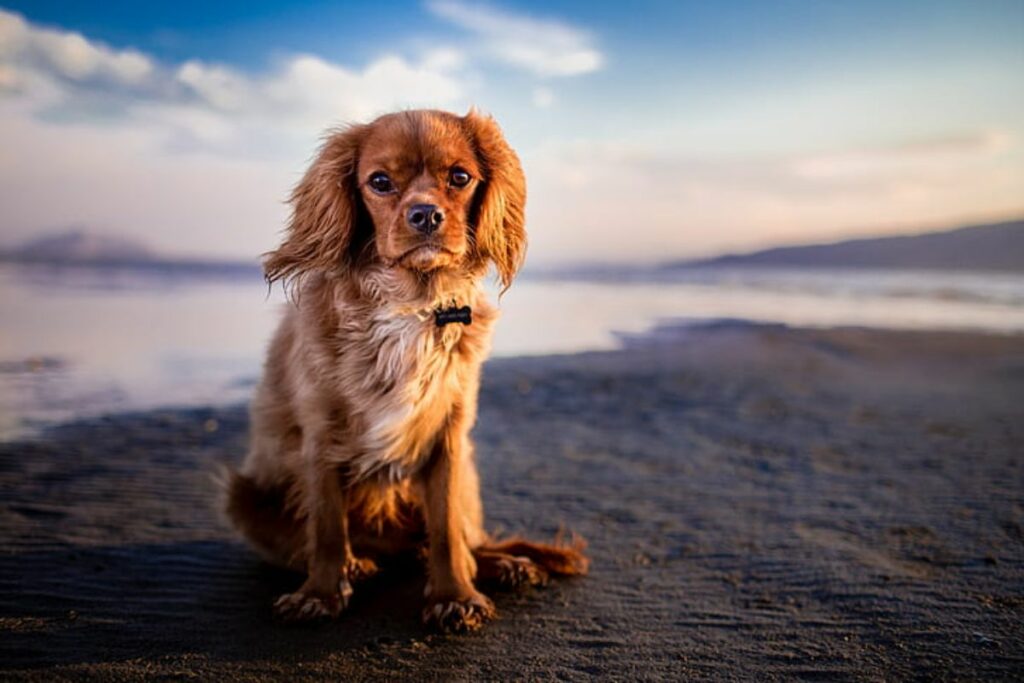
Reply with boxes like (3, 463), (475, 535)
(0, 229), (259, 276)
(669, 219), (1024, 272)
(2, 229), (155, 265)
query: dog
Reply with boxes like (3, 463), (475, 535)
(225, 109), (588, 633)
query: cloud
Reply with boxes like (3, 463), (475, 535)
(0, 8), (469, 155)
(427, 0), (603, 77)
(0, 10), (154, 88)
(171, 50), (467, 142)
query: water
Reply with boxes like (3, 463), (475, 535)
(2, 262), (1023, 438)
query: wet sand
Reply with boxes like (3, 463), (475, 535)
(1, 323), (1022, 680)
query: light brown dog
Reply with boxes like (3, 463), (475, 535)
(225, 109), (587, 632)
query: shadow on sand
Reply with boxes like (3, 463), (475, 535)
(0, 540), (436, 669)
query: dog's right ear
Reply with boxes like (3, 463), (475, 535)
(264, 124), (368, 288)
(461, 110), (527, 293)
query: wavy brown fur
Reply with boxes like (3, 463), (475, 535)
(480, 536), (590, 577)
(224, 469), (306, 571)
(227, 109), (586, 632)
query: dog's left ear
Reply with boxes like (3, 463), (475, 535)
(462, 110), (527, 291)
(264, 123), (368, 289)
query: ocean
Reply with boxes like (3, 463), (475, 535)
(2, 262), (1022, 438)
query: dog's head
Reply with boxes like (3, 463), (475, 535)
(265, 109), (526, 292)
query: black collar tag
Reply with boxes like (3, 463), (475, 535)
(435, 305), (472, 327)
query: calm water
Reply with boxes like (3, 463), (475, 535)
(2, 262), (1023, 438)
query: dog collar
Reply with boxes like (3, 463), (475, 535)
(435, 304), (472, 327)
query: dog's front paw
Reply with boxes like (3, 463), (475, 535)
(422, 590), (496, 633)
(273, 579), (353, 623)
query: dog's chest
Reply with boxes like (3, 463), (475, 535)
(345, 312), (483, 480)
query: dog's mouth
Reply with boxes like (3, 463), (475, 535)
(396, 244), (458, 270)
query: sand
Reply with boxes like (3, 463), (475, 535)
(1, 323), (1022, 680)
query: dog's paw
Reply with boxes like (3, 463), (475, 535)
(422, 591), (495, 633)
(489, 555), (549, 590)
(273, 579), (353, 623)
(342, 556), (379, 583)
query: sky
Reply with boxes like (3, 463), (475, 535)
(1, 0), (1022, 265)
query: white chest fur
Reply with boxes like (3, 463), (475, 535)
(343, 307), (484, 482)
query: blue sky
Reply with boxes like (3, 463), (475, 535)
(1, 1), (1022, 263)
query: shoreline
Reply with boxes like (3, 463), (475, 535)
(4, 320), (1024, 444)
(1, 323), (1022, 679)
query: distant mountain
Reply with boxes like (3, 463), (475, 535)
(0, 229), (259, 276)
(667, 219), (1024, 272)
(2, 230), (155, 264)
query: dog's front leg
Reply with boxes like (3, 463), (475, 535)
(420, 411), (495, 632)
(273, 429), (375, 622)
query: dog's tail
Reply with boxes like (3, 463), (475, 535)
(482, 533), (590, 576)
(218, 466), (305, 571)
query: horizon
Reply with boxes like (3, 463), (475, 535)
(5, 215), (1023, 270)
(1, 1), (1023, 265)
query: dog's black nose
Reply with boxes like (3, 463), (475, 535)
(406, 204), (444, 234)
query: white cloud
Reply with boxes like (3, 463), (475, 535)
(0, 10), (154, 88)
(427, 0), (603, 77)
(175, 50), (467, 130)
(176, 61), (249, 111)
(258, 52), (466, 126)
(0, 8), (469, 155)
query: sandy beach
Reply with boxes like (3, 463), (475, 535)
(1, 323), (1022, 680)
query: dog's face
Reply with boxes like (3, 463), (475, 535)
(357, 113), (481, 273)
(265, 109), (527, 291)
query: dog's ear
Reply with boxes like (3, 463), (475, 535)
(463, 110), (527, 291)
(264, 124), (368, 288)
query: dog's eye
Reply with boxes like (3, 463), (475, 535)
(368, 172), (396, 194)
(449, 167), (472, 188)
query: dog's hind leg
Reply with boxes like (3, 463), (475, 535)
(474, 547), (549, 589)
(473, 535), (589, 590)
(223, 468), (306, 572)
